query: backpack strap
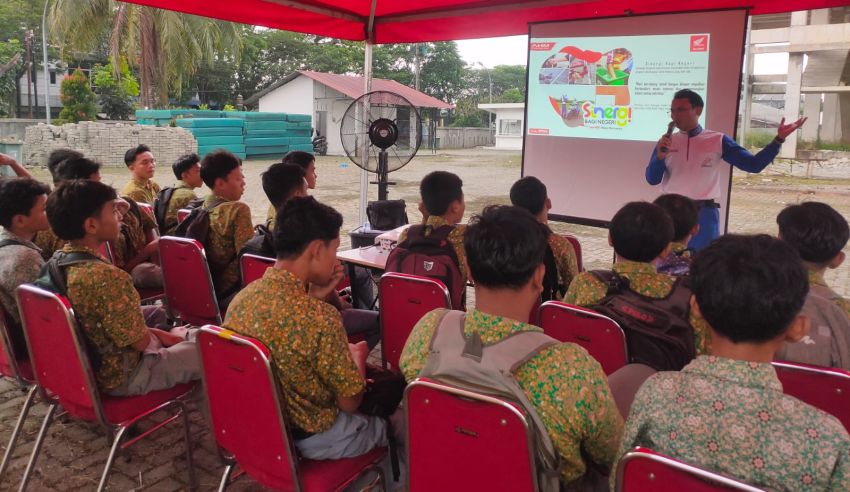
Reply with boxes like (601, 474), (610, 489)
(153, 186), (177, 230)
(0, 238), (26, 249)
(591, 269), (629, 296)
(41, 251), (106, 296)
(663, 277), (693, 319)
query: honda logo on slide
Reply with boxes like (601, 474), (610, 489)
(423, 261), (434, 272)
(690, 35), (708, 52)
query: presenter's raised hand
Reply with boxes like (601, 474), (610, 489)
(656, 135), (672, 160)
(777, 117), (807, 140)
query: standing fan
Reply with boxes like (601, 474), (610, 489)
(340, 91), (422, 200)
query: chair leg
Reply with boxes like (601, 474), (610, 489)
(218, 463), (234, 492)
(96, 423), (130, 492)
(0, 385), (37, 481)
(17, 402), (57, 492)
(178, 403), (197, 490)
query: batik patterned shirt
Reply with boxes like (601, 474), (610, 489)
(398, 215), (469, 285)
(548, 233), (579, 294)
(0, 229), (44, 325)
(112, 198), (158, 270)
(162, 181), (198, 236)
(615, 355), (850, 491)
(204, 194), (254, 296)
(33, 227), (66, 261)
(224, 268), (364, 433)
(809, 270), (850, 320)
(121, 178), (161, 205)
(400, 308), (624, 485)
(564, 260), (710, 354)
(63, 244), (147, 390)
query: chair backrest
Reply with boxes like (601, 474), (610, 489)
(405, 378), (537, 492)
(98, 241), (114, 263)
(177, 208), (192, 224)
(772, 361), (850, 431)
(159, 236), (221, 326)
(197, 325), (300, 490)
(137, 202), (154, 218)
(240, 253), (275, 288)
(537, 301), (628, 375)
(16, 284), (104, 422)
(379, 272), (451, 372)
(563, 234), (583, 272)
(615, 447), (765, 492)
(0, 302), (23, 382)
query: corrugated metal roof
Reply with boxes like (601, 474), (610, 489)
(298, 71), (453, 109)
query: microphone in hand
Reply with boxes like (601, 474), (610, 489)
(660, 121), (675, 153)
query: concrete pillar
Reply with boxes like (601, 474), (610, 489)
(802, 94), (821, 141)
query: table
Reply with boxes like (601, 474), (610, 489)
(337, 245), (390, 309)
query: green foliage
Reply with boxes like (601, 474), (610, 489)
(450, 97), (487, 127)
(799, 139), (850, 152)
(0, 39), (24, 117)
(743, 130), (776, 149)
(55, 68), (97, 124)
(419, 42), (466, 103)
(92, 58), (138, 119)
(198, 103), (209, 110)
(497, 88), (524, 103)
(223, 103), (236, 111)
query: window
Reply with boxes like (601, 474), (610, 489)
(499, 119), (521, 136)
(49, 71), (56, 85)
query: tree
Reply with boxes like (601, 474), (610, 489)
(0, 40), (23, 117)
(497, 88), (524, 103)
(55, 68), (96, 124)
(50, 0), (241, 107)
(92, 58), (138, 119)
(419, 42), (465, 103)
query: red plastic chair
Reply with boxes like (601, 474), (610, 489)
(15, 284), (196, 491)
(137, 202), (155, 218)
(563, 234), (583, 272)
(240, 253), (275, 287)
(99, 240), (164, 303)
(405, 378), (538, 492)
(537, 301), (628, 375)
(615, 447), (765, 491)
(379, 272), (451, 372)
(159, 235), (221, 326)
(197, 325), (387, 491)
(0, 303), (38, 482)
(177, 208), (192, 224)
(772, 361), (850, 431)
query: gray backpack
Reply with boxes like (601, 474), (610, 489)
(776, 287), (850, 371)
(418, 309), (562, 492)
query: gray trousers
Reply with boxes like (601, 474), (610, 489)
(106, 339), (201, 397)
(295, 411), (387, 460)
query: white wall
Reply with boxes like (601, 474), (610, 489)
(494, 107), (524, 150)
(314, 82), (355, 156)
(18, 65), (66, 109)
(258, 74), (314, 116)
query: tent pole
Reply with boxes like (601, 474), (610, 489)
(359, 2), (376, 229)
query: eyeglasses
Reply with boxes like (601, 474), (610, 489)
(670, 107), (693, 114)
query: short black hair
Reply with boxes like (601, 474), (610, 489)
(777, 201), (850, 266)
(53, 157), (102, 185)
(46, 148), (83, 176)
(464, 205), (549, 289)
(0, 178), (51, 228)
(124, 144), (152, 166)
(46, 180), (118, 240)
(691, 234), (808, 343)
(673, 89), (704, 109)
(262, 163), (306, 209)
(509, 176), (548, 216)
(420, 171), (463, 216)
(282, 150), (315, 169)
(610, 201), (674, 262)
(273, 196), (342, 259)
(200, 150), (242, 189)
(172, 153), (200, 181)
(653, 193), (698, 243)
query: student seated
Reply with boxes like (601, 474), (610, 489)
(45, 148), (83, 178)
(45, 180), (199, 395)
(199, 150), (254, 303)
(266, 150), (317, 225)
(510, 176), (579, 300)
(400, 205), (623, 489)
(652, 193), (699, 276)
(615, 234), (850, 490)
(565, 201), (709, 355)
(0, 178), (51, 357)
(776, 201), (850, 369)
(259, 162), (308, 233)
(225, 197), (387, 460)
(158, 153), (203, 236)
(121, 144), (161, 204)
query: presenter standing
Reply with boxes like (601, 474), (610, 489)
(646, 89), (806, 250)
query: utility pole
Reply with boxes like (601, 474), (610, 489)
(25, 30), (33, 119)
(475, 62), (493, 143)
(41, 0), (51, 122)
(413, 44), (423, 91)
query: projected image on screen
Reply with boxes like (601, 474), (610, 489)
(528, 34), (709, 141)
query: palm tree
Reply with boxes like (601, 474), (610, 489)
(49, 0), (241, 107)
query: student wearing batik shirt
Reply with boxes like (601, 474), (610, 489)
(614, 234), (850, 491)
(160, 153), (203, 236)
(121, 144), (161, 204)
(653, 193), (699, 276)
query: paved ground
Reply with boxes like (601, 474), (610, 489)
(3, 148), (849, 490)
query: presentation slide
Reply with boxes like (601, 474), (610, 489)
(528, 34), (709, 141)
(523, 10), (747, 227)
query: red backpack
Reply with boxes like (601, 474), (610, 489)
(385, 224), (465, 310)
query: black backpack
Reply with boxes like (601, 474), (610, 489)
(32, 250), (107, 371)
(590, 270), (695, 371)
(239, 224), (275, 259)
(385, 224), (465, 310)
(173, 197), (225, 251)
(152, 186), (177, 232)
(540, 244), (562, 302)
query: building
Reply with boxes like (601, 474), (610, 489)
(246, 70), (453, 156)
(478, 103), (524, 150)
(17, 62), (67, 119)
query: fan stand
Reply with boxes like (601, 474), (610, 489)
(373, 150), (393, 201)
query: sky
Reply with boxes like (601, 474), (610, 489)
(456, 35), (788, 74)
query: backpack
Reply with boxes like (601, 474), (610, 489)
(173, 197), (226, 251)
(541, 244), (562, 302)
(419, 310), (563, 492)
(239, 224), (275, 259)
(590, 270), (695, 371)
(656, 248), (694, 277)
(385, 224), (464, 310)
(32, 250), (108, 371)
(152, 186), (177, 232)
